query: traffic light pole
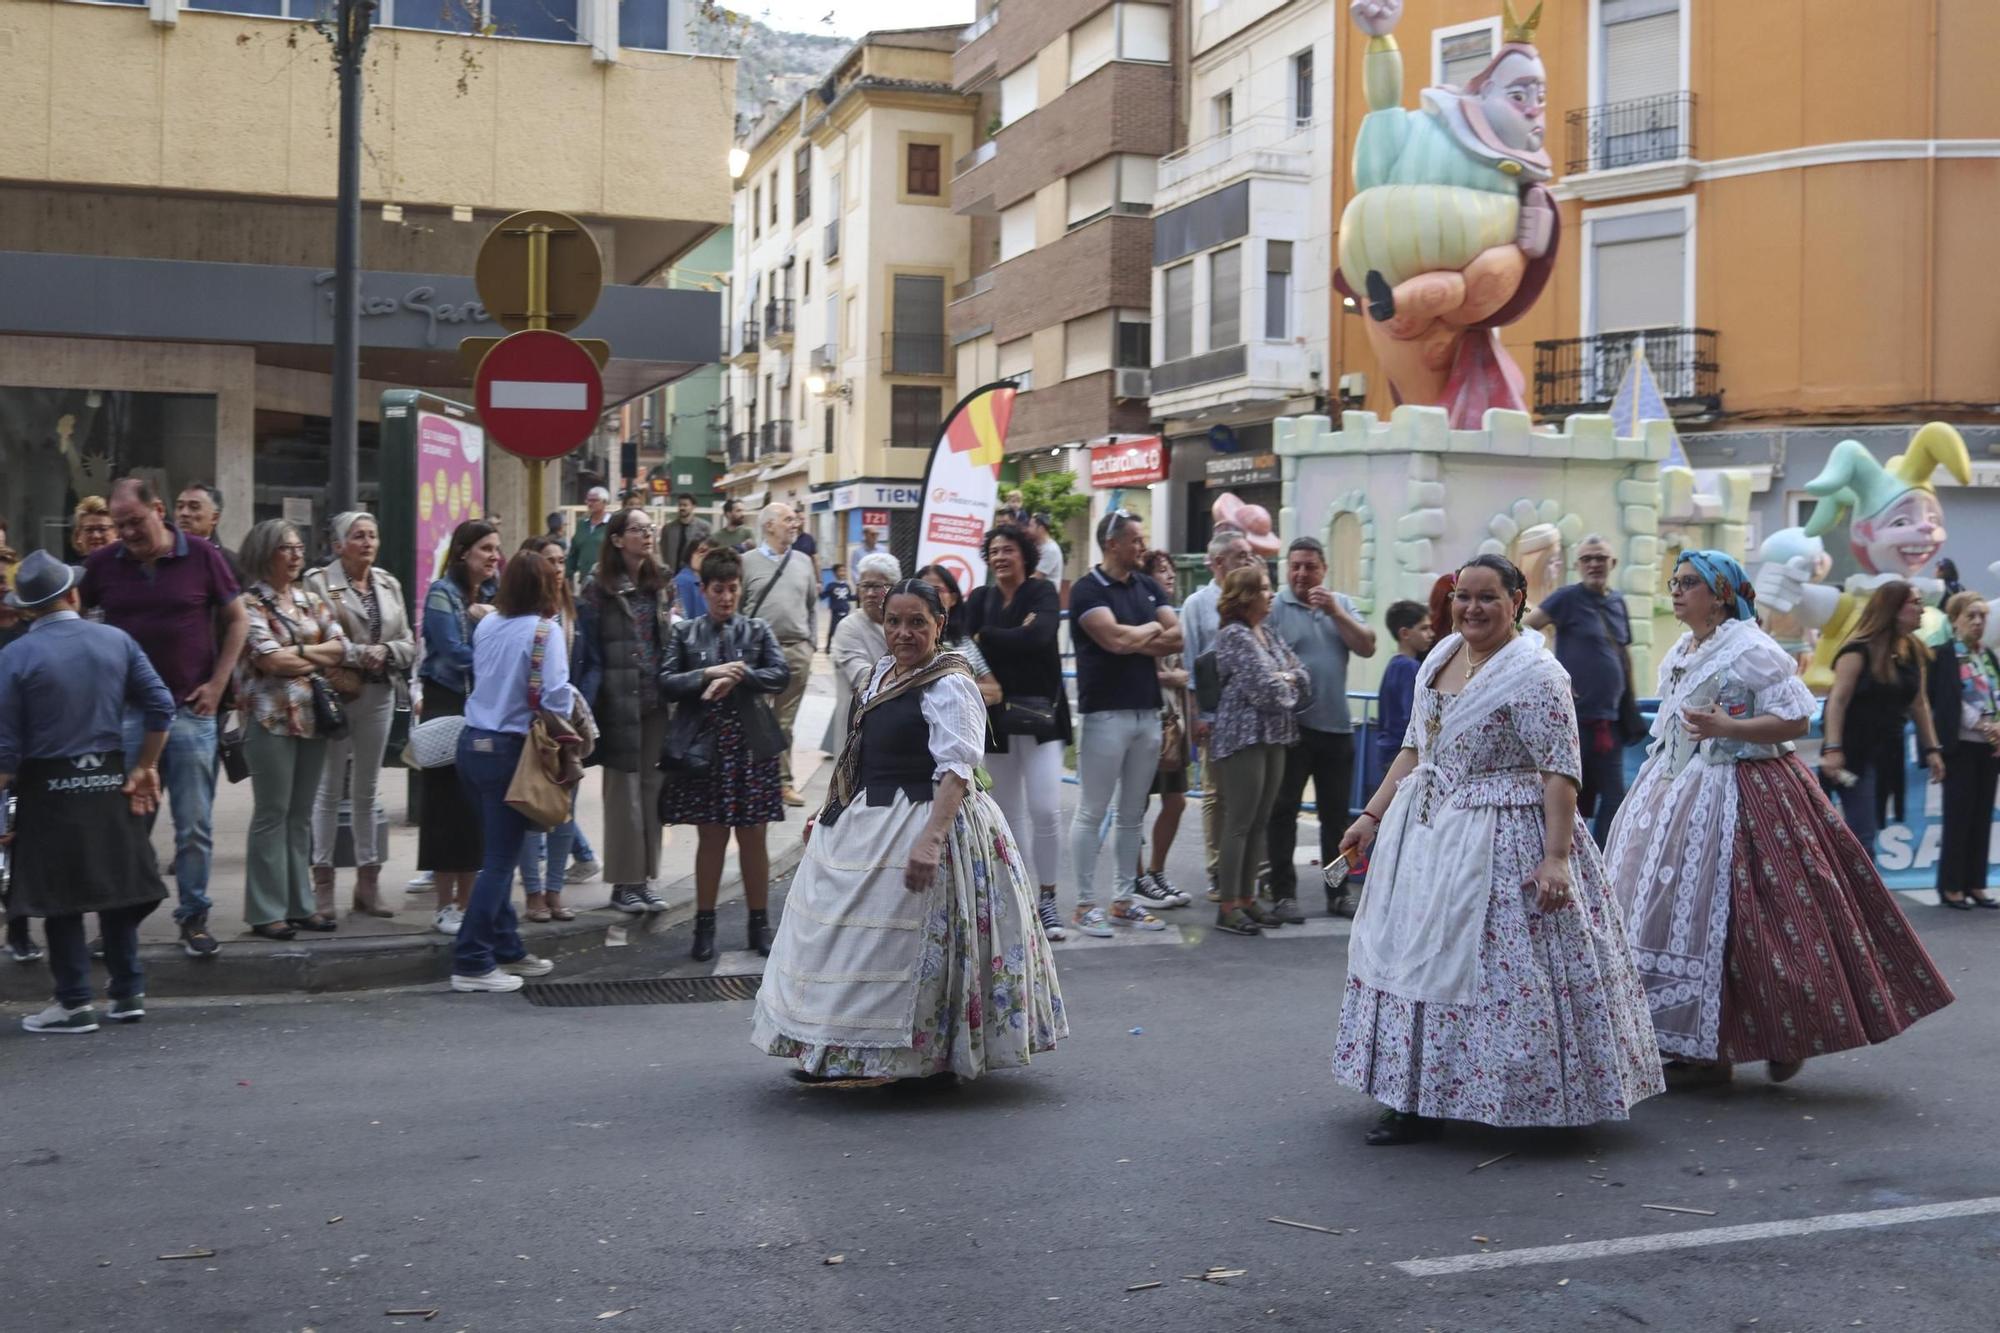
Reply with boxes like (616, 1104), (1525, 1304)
(328, 0), (376, 520)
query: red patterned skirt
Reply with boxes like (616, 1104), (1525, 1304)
(1716, 756), (1954, 1064)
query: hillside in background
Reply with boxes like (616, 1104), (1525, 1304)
(690, 9), (850, 122)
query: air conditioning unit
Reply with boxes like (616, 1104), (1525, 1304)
(1114, 367), (1152, 400)
(1338, 372), (1368, 400)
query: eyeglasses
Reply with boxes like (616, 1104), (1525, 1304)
(277, 543), (306, 555)
(858, 580), (892, 591)
(1667, 575), (1709, 593)
(1577, 554), (1611, 565)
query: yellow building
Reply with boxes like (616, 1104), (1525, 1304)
(1326, 0), (2000, 572)
(0, 0), (732, 547)
(720, 26), (975, 568)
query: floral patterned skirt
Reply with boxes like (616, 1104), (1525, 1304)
(751, 788), (1067, 1080)
(1712, 757), (1954, 1063)
(1333, 807), (1666, 1127)
(657, 705), (784, 828)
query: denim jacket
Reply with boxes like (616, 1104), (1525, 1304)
(419, 575), (497, 694)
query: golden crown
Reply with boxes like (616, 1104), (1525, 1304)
(1502, 0), (1544, 44)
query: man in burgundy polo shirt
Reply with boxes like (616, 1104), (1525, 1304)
(81, 478), (247, 959)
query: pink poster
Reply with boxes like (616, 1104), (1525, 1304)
(415, 409), (486, 607)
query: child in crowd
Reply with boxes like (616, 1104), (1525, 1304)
(822, 562), (852, 649)
(1372, 600), (1432, 792)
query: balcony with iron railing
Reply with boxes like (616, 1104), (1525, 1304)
(763, 299), (796, 346)
(883, 330), (951, 378)
(1155, 115), (1312, 212)
(1564, 92), (1696, 176)
(726, 431), (754, 468)
(1533, 327), (1720, 418)
(759, 419), (794, 457)
(734, 319), (760, 361)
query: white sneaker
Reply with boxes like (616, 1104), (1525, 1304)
(563, 859), (601, 885)
(450, 969), (524, 993)
(433, 906), (464, 936)
(1071, 904), (1114, 939)
(407, 870), (435, 890)
(501, 955), (555, 977)
(21, 1002), (98, 1034)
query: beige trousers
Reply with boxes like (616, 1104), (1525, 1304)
(773, 637), (815, 785)
(600, 710), (670, 886)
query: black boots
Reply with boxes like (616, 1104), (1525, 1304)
(691, 910), (717, 963)
(747, 908), (772, 957)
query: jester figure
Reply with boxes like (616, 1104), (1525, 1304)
(1339, 0), (1558, 427)
(1754, 422), (1972, 690)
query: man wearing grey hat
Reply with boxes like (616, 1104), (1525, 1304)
(0, 551), (175, 1034)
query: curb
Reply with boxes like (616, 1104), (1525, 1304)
(1, 802), (817, 1003)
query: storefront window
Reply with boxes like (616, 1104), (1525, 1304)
(253, 410), (382, 547)
(0, 387), (216, 559)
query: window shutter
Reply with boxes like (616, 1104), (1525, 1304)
(1604, 11), (1679, 103)
(1594, 234), (1684, 332)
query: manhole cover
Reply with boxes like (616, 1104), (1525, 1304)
(520, 974), (763, 1007)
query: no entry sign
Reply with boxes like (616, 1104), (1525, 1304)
(474, 329), (604, 461)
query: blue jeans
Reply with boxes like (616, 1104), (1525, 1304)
(570, 823), (597, 866)
(455, 727), (530, 975)
(518, 818), (578, 895)
(123, 707), (218, 924)
(1835, 764), (1882, 857)
(47, 902), (155, 1009)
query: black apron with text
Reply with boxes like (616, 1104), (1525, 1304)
(7, 751), (168, 919)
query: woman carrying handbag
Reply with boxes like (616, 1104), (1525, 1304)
(305, 511), (416, 919)
(657, 548), (792, 962)
(450, 551), (574, 993)
(235, 520), (355, 939)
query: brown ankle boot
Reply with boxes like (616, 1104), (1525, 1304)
(312, 864), (337, 918)
(352, 864), (394, 918)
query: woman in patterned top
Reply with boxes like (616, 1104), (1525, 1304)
(236, 519), (354, 940)
(1207, 564), (1306, 936)
(1608, 551), (1954, 1087)
(1334, 555), (1663, 1145)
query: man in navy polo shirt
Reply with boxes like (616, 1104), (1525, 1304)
(1065, 508), (1185, 937)
(81, 478), (247, 959)
(1524, 533), (1631, 845)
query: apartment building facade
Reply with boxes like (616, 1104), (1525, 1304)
(1325, 0), (2000, 576)
(949, 0), (1179, 563)
(1148, 0), (1337, 554)
(720, 27), (975, 569)
(0, 0), (731, 548)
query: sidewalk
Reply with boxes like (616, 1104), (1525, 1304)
(0, 659), (839, 1001)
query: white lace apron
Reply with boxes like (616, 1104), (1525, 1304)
(1605, 619), (1813, 1059)
(1348, 632), (1555, 1005)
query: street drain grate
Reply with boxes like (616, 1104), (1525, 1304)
(521, 974), (763, 1007)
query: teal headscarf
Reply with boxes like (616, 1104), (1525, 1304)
(1678, 550), (1755, 622)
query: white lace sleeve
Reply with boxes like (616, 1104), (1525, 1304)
(920, 671), (989, 782)
(1736, 630), (1816, 721)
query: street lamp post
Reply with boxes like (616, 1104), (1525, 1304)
(327, 0), (376, 518)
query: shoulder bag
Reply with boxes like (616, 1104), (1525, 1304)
(1592, 598), (1650, 746)
(504, 620), (573, 831)
(256, 590), (350, 741)
(731, 621), (789, 761)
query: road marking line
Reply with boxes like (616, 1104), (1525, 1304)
(491, 380), (588, 410)
(1394, 1197), (2000, 1277)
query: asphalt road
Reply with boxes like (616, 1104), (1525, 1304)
(6, 843), (2000, 1332)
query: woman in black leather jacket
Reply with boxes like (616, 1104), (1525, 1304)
(658, 548), (792, 961)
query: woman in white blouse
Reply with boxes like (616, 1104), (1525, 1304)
(752, 580), (1068, 1085)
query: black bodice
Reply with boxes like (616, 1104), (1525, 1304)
(856, 686), (935, 807)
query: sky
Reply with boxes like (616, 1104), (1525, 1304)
(739, 1), (976, 38)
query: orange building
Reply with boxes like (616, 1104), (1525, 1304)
(1329, 0), (2000, 570)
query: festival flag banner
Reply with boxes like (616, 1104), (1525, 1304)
(915, 382), (1018, 591)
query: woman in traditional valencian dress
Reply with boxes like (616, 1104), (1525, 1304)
(1605, 551), (1953, 1086)
(752, 579), (1067, 1086)
(1333, 556), (1663, 1145)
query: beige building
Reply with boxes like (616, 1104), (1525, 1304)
(720, 27), (975, 569)
(0, 0), (732, 554)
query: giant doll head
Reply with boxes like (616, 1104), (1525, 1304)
(1801, 424), (1971, 578)
(1430, 0), (1552, 177)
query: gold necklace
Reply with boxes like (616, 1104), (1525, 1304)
(1464, 633), (1513, 680)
